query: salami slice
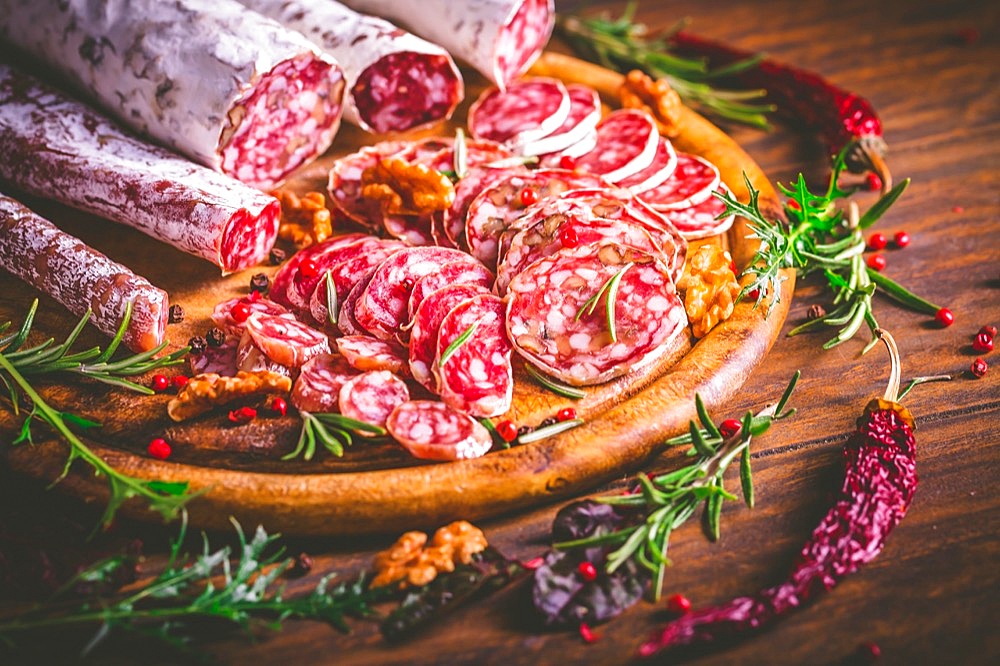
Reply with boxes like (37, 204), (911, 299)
(468, 78), (570, 146)
(0, 66), (281, 274)
(441, 165), (529, 249)
(335, 336), (409, 375)
(638, 152), (722, 211)
(538, 127), (600, 167)
(337, 268), (378, 337)
(189, 337), (240, 377)
(240, 313), (331, 372)
(570, 109), (660, 183)
(514, 84), (601, 157)
(386, 400), (493, 461)
(327, 141), (408, 229)
(406, 261), (494, 322)
(0, 193), (168, 353)
(211, 296), (295, 336)
(340, 0), (554, 89)
(506, 243), (687, 386)
(270, 233), (368, 307)
(338, 370), (410, 432)
(383, 214), (436, 247)
(307, 240), (406, 328)
(465, 168), (610, 268)
(616, 137), (678, 194)
(283, 236), (386, 311)
(657, 185), (737, 240)
(243, 0), (463, 133)
(0, 0), (345, 189)
(434, 294), (512, 417)
(291, 352), (357, 413)
(354, 246), (472, 340)
(408, 285), (490, 391)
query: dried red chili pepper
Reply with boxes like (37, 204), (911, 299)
(637, 329), (916, 658)
(669, 31), (891, 192)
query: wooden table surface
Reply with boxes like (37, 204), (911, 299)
(2, 0), (998, 664)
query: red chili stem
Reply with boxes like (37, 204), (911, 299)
(669, 31), (891, 192)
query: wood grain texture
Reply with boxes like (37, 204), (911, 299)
(1, 0), (999, 663)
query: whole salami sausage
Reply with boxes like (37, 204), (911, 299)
(386, 400), (494, 462)
(0, 0), (345, 189)
(340, 0), (554, 89)
(0, 193), (168, 353)
(0, 66), (281, 274)
(241, 0), (463, 134)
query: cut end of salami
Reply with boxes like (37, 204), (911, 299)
(220, 54), (345, 189)
(493, 0), (555, 87)
(353, 51), (463, 133)
(220, 199), (282, 273)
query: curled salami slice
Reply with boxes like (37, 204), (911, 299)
(341, 0), (554, 89)
(658, 185), (737, 240)
(0, 0), (345, 189)
(211, 296), (295, 336)
(435, 294), (512, 417)
(616, 137), (678, 194)
(468, 78), (570, 146)
(514, 84), (601, 157)
(0, 193), (168, 353)
(338, 370), (410, 432)
(354, 246), (472, 340)
(270, 233), (368, 308)
(327, 140), (408, 228)
(241, 312), (331, 371)
(383, 214), (435, 247)
(386, 400), (493, 462)
(442, 165), (529, 249)
(337, 267), (378, 337)
(291, 352), (357, 413)
(284, 236), (386, 311)
(406, 261), (494, 322)
(0, 66), (281, 274)
(506, 243), (687, 386)
(189, 338), (240, 377)
(308, 239), (406, 328)
(244, 0), (463, 133)
(335, 336), (409, 375)
(465, 168), (610, 268)
(639, 152), (722, 211)
(408, 285), (490, 391)
(570, 109), (659, 183)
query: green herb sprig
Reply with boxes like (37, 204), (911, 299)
(554, 371), (799, 600)
(557, 2), (774, 127)
(284, 412), (386, 461)
(576, 262), (633, 342)
(523, 363), (587, 400)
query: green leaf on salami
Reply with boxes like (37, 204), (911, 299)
(325, 270), (338, 327)
(438, 321), (479, 368)
(523, 363), (587, 400)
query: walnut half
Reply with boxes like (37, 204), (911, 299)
(272, 189), (333, 248)
(679, 244), (741, 339)
(370, 520), (488, 589)
(618, 70), (683, 138)
(361, 157), (455, 217)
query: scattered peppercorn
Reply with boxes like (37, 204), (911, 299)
(147, 437), (172, 460)
(893, 231), (911, 248)
(666, 593), (692, 614)
(288, 552), (313, 577)
(539, 417), (558, 428)
(577, 561), (598, 581)
(187, 335), (207, 355)
(269, 247), (287, 265)
(171, 375), (189, 389)
(168, 304), (185, 324)
(270, 397), (288, 417)
(206, 327), (227, 347)
(228, 406), (257, 424)
(807, 304), (827, 320)
(867, 232), (888, 251)
(230, 301), (252, 324)
(970, 357), (988, 378)
(865, 173), (882, 192)
(972, 332), (993, 353)
(557, 407), (577, 422)
(935, 308), (954, 328)
(496, 419), (518, 442)
(517, 425), (534, 437)
(866, 254), (887, 271)
(979, 325), (997, 340)
(150, 374), (169, 392)
(558, 224), (580, 248)
(249, 273), (270, 294)
(719, 418), (742, 439)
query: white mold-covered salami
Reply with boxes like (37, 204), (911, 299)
(338, 370), (410, 432)
(465, 168), (610, 268)
(570, 109), (659, 183)
(434, 294), (513, 418)
(0, 0), (345, 189)
(616, 137), (678, 194)
(0, 193), (168, 353)
(291, 352), (357, 413)
(211, 296), (295, 336)
(335, 336), (409, 375)
(639, 152), (722, 211)
(240, 313), (330, 372)
(0, 66), (281, 274)
(341, 0), (554, 88)
(514, 84), (602, 157)
(408, 285), (490, 391)
(506, 243), (687, 386)
(387, 400), (493, 461)
(468, 78), (570, 146)
(406, 261), (494, 322)
(658, 185), (737, 240)
(243, 0), (463, 133)
(354, 246), (472, 340)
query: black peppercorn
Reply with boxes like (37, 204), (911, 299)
(249, 273), (270, 294)
(187, 335), (207, 355)
(168, 304), (185, 324)
(206, 328), (226, 347)
(269, 247), (287, 265)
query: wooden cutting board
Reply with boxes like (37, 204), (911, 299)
(0, 54), (793, 536)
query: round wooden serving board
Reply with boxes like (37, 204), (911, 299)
(0, 54), (793, 536)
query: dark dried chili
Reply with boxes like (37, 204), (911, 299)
(638, 329), (916, 658)
(669, 31), (891, 192)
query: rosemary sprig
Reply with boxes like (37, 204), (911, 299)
(557, 3), (774, 128)
(283, 411), (386, 461)
(523, 363), (587, 400)
(324, 270), (339, 327)
(517, 418), (584, 444)
(454, 128), (469, 180)
(0, 515), (390, 655)
(575, 263), (633, 342)
(438, 321), (479, 367)
(555, 372), (798, 600)
(719, 144), (940, 350)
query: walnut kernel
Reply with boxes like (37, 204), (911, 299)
(370, 521), (488, 589)
(680, 245), (741, 338)
(361, 157), (455, 217)
(167, 370), (292, 422)
(272, 189), (333, 248)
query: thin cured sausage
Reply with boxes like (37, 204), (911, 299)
(386, 400), (494, 461)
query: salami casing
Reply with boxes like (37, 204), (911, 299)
(657, 185), (737, 240)
(340, 0), (554, 88)
(616, 137), (678, 194)
(338, 370), (410, 432)
(468, 78), (570, 146)
(0, 0), (346, 189)
(408, 285), (490, 391)
(241, 0), (463, 133)
(386, 400), (494, 461)
(514, 84), (601, 157)
(0, 193), (168, 353)
(0, 66), (281, 274)
(291, 352), (357, 413)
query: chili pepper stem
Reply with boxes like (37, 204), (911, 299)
(875, 329), (901, 403)
(852, 136), (893, 195)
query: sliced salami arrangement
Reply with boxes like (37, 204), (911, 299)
(0, 0), (346, 189)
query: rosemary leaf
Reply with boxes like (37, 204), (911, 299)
(523, 363), (587, 400)
(517, 418), (584, 444)
(454, 128), (468, 179)
(325, 271), (339, 327)
(438, 321), (478, 367)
